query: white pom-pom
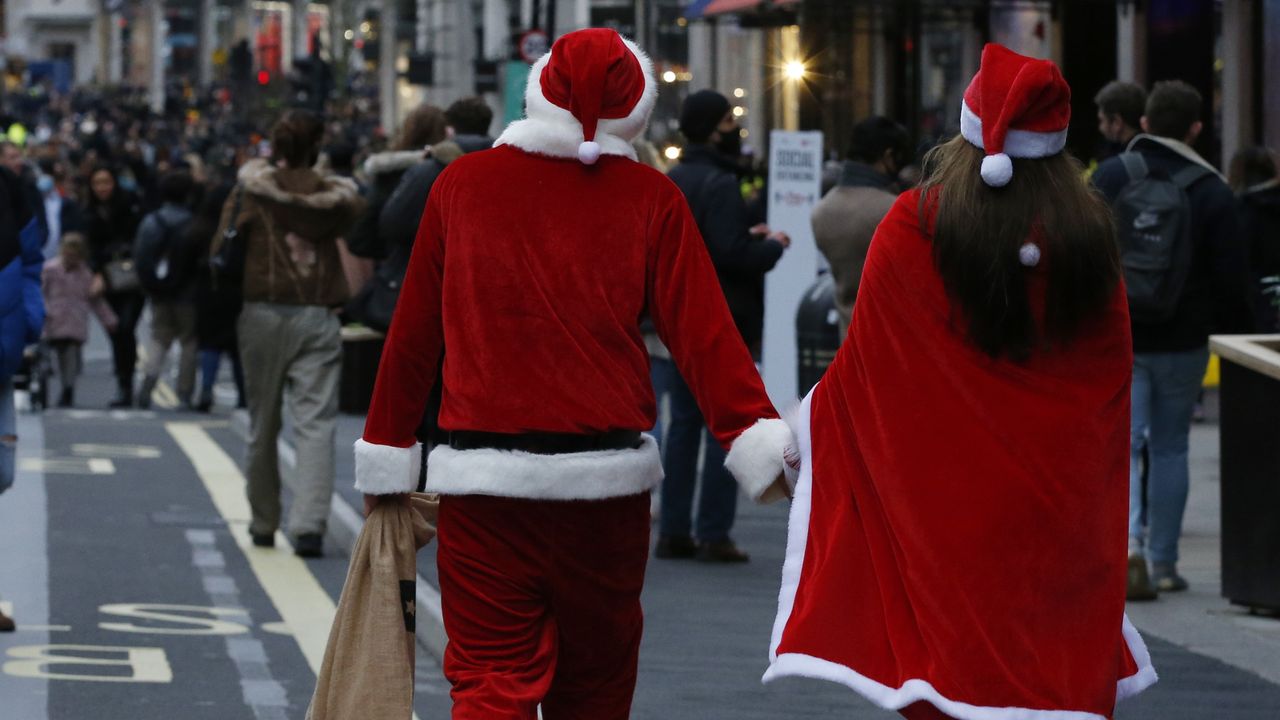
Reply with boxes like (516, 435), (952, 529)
(1019, 242), (1041, 267)
(980, 152), (1013, 187)
(578, 141), (602, 165)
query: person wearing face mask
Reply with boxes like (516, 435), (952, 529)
(36, 159), (85, 260)
(653, 89), (791, 564)
(811, 116), (910, 338)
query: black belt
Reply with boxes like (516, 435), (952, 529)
(448, 430), (642, 455)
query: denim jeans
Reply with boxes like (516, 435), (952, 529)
(651, 358), (738, 543)
(1, 377), (15, 494)
(1130, 347), (1210, 565)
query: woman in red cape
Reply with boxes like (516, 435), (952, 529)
(765, 45), (1158, 719)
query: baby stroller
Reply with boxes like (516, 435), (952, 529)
(11, 342), (53, 411)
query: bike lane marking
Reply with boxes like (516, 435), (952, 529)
(168, 421), (426, 720)
(166, 422), (334, 672)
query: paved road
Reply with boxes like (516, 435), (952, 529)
(4, 334), (1279, 718)
(0, 358), (450, 719)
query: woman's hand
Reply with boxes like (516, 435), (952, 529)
(90, 273), (106, 298)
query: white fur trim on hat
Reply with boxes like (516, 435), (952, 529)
(424, 435), (662, 500)
(496, 36), (658, 162)
(960, 101), (1067, 159)
(724, 418), (795, 503)
(354, 439), (423, 495)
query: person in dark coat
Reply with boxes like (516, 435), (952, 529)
(192, 182), (245, 411)
(653, 89), (790, 563)
(346, 104), (448, 260)
(377, 97), (495, 251)
(83, 164), (144, 407)
(133, 170), (199, 409)
(362, 97), (495, 448)
(1093, 80), (1255, 595)
(1228, 146), (1280, 332)
(35, 157), (86, 260)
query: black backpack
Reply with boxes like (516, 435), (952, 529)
(1114, 152), (1212, 323)
(136, 212), (193, 297)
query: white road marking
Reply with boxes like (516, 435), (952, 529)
(18, 458), (116, 475)
(71, 444), (162, 459)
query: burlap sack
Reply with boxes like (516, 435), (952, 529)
(307, 493), (440, 720)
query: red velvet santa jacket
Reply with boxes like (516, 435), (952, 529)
(355, 143), (791, 501)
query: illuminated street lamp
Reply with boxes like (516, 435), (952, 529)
(784, 60), (806, 81)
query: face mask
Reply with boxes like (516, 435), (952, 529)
(36, 175), (55, 194)
(716, 126), (743, 160)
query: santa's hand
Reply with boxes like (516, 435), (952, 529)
(757, 473), (793, 504)
(363, 492), (410, 518)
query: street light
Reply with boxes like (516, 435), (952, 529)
(664, 146), (681, 161)
(662, 70), (677, 83)
(784, 60), (806, 81)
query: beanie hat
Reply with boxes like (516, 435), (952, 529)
(959, 43), (1071, 188)
(495, 29), (657, 165)
(680, 90), (732, 144)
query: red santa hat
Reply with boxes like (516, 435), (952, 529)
(496, 29), (657, 164)
(960, 43), (1071, 188)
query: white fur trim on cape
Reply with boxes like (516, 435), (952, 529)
(762, 385), (1159, 719)
(960, 101), (1067, 159)
(354, 439), (423, 495)
(238, 159), (362, 210)
(424, 434), (662, 500)
(724, 418), (793, 503)
(362, 149), (426, 177)
(495, 36), (657, 162)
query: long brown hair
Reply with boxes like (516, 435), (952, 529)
(392, 104), (449, 151)
(919, 137), (1120, 360)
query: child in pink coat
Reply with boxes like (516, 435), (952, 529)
(41, 233), (117, 407)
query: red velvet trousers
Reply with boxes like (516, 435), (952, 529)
(436, 493), (651, 720)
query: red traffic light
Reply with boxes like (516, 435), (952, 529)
(257, 70), (270, 85)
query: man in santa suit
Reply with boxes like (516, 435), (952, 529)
(354, 28), (794, 720)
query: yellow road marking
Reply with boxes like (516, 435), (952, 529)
(154, 380), (179, 410)
(166, 423), (334, 672)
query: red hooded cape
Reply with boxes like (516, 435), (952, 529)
(765, 190), (1157, 719)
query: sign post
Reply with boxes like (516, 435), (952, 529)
(763, 130), (824, 407)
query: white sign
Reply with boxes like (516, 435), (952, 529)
(763, 130), (824, 407)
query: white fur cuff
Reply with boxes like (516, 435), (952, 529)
(725, 418), (795, 503)
(354, 439), (423, 495)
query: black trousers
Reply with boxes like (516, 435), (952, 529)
(106, 292), (145, 391)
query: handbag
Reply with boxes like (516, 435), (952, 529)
(210, 186), (246, 286)
(103, 257), (141, 293)
(346, 240), (409, 332)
